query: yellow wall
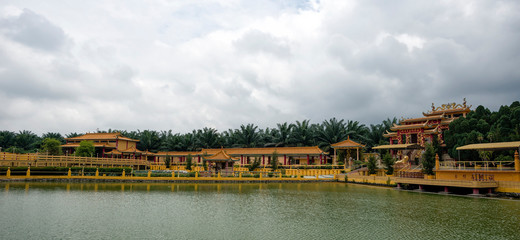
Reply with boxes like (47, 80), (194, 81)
(436, 170), (520, 182)
(116, 140), (137, 151)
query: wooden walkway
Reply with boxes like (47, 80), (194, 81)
(0, 153), (149, 169)
(394, 177), (498, 188)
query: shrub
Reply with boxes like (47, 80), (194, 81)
(382, 153), (395, 175)
(367, 156), (377, 175)
(422, 143), (436, 175)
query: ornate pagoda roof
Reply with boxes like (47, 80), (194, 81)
(390, 122), (436, 131)
(65, 132), (139, 142)
(203, 149), (239, 162)
(61, 143), (115, 148)
(400, 114), (445, 124)
(422, 98), (471, 117)
(330, 136), (365, 148)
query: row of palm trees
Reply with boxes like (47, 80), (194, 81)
(0, 117), (397, 155)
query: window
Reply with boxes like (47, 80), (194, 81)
(411, 134), (418, 144)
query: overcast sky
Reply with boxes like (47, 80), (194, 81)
(0, 0), (519, 135)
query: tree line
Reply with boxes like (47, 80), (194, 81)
(445, 101), (520, 161)
(0, 118), (397, 155)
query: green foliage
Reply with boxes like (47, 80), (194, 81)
(0, 131), (16, 149)
(270, 151), (279, 171)
(445, 101), (520, 160)
(41, 132), (65, 144)
(249, 156), (261, 171)
(478, 150), (492, 161)
(422, 144), (436, 175)
(367, 155), (377, 174)
(186, 154), (193, 170)
(75, 141), (95, 157)
(164, 156), (171, 168)
(337, 150), (346, 164)
(5, 146), (23, 154)
(203, 160), (208, 171)
(382, 153), (395, 175)
(41, 138), (62, 155)
(14, 130), (40, 153)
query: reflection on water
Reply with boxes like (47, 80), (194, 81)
(1, 182), (519, 240)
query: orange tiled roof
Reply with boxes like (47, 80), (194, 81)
(390, 122), (437, 131)
(423, 107), (471, 116)
(400, 114), (445, 123)
(104, 149), (123, 155)
(61, 143), (115, 148)
(201, 146), (324, 156)
(66, 132), (139, 142)
(204, 149), (239, 161)
(156, 151), (200, 156)
(105, 147), (153, 155)
(330, 136), (365, 148)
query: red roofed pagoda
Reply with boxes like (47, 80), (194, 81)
(375, 99), (471, 162)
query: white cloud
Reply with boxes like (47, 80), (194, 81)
(0, 0), (519, 135)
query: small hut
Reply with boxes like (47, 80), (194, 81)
(203, 149), (239, 174)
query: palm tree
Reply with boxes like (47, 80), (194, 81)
(41, 132), (65, 144)
(15, 130), (41, 153)
(0, 131), (16, 149)
(137, 130), (161, 152)
(178, 132), (196, 151)
(289, 120), (314, 146)
(66, 132), (82, 138)
(235, 124), (261, 148)
(272, 122), (293, 147)
(195, 127), (221, 149)
(221, 129), (239, 148)
(345, 120), (369, 143)
(314, 118), (348, 154)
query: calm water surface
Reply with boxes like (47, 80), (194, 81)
(1, 182), (519, 239)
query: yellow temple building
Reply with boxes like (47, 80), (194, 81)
(376, 99), (471, 162)
(61, 133), (153, 159)
(156, 146), (326, 166)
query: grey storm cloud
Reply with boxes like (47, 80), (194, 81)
(0, 0), (519, 135)
(0, 9), (67, 51)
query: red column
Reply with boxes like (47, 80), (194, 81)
(319, 155), (323, 164)
(284, 155), (287, 165)
(262, 155), (265, 165)
(198, 156), (201, 163)
(307, 155), (310, 165)
(241, 155), (243, 164)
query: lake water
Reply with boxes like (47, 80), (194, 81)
(1, 182), (519, 239)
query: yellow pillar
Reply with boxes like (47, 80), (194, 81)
(95, 168), (99, 177)
(259, 172), (262, 180)
(6, 167), (10, 177)
(172, 171), (175, 178)
(315, 174), (319, 180)
(147, 170), (151, 178)
(195, 171), (199, 179)
(279, 172), (282, 179)
(26, 167), (30, 177)
(68, 168), (71, 177)
(239, 172), (242, 179)
(435, 154), (440, 170)
(217, 172), (221, 179)
(122, 170), (125, 178)
(515, 151), (520, 172)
